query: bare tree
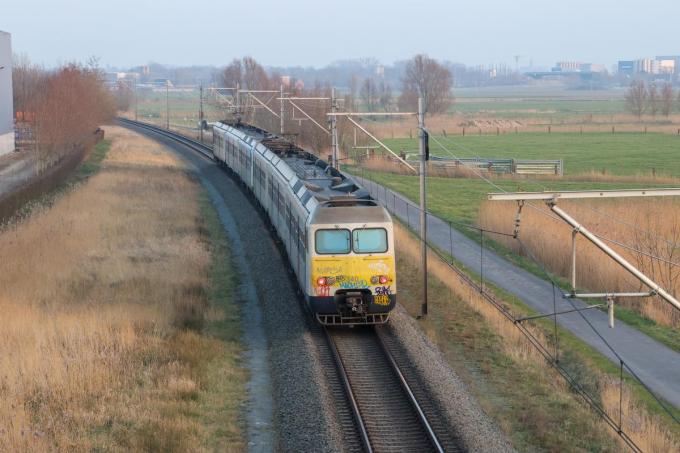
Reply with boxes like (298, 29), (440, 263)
(398, 54), (453, 116)
(648, 83), (659, 118)
(661, 83), (675, 117)
(114, 81), (133, 111)
(378, 81), (393, 111)
(13, 59), (115, 171)
(625, 80), (647, 119)
(221, 58), (242, 88)
(360, 77), (377, 111)
(242, 56), (269, 90)
(348, 74), (359, 112)
(12, 54), (46, 115)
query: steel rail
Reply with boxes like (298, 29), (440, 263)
(324, 328), (373, 453)
(118, 118), (214, 160)
(375, 331), (444, 453)
(325, 327), (444, 453)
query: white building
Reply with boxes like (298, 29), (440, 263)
(0, 31), (14, 156)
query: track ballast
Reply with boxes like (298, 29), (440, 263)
(326, 326), (461, 452)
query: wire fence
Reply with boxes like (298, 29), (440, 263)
(357, 171), (680, 453)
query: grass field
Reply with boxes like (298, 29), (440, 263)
(451, 87), (623, 116)
(352, 169), (671, 226)
(133, 89), (225, 129)
(381, 132), (680, 177)
(452, 98), (628, 119)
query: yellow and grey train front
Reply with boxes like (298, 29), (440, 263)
(307, 200), (396, 325)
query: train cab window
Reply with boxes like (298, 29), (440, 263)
(315, 229), (350, 254)
(352, 228), (388, 254)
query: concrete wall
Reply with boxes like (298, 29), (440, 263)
(0, 31), (14, 156)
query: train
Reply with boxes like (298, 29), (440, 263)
(211, 120), (396, 325)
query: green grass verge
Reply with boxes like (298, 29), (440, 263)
(73, 138), (111, 181)
(195, 191), (246, 450)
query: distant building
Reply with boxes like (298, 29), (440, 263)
(555, 61), (581, 72)
(618, 60), (635, 75)
(551, 61), (605, 74)
(105, 71), (140, 87)
(0, 30), (14, 156)
(151, 78), (173, 88)
(375, 65), (385, 78)
(620, 57), (676, 77)
(656, 56), (679, 80)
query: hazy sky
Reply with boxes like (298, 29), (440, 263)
(2, 0), (679, 69)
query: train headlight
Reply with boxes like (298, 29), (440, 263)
(379, 275), (389, 284)
(316, 276), (328, 286)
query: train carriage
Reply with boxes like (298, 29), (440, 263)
(212, 121), (396, 325)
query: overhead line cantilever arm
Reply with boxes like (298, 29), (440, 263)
(550, 204), (680, 312)
(248, 92), (280, 118)
(287, 99), (330, 135)
(344, 116), (417, 173)
(488, 188), (680, 201)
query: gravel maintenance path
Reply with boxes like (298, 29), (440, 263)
(357, 175), (680, 410)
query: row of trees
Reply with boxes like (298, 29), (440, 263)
(13, 57), (115, 170)
(213, 55), (453, 154)
(220, 54), (454, 117)
(625, 80), (677, 119)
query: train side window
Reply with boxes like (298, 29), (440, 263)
(315, 229), (350, 254)
(352, 228), (388, 254)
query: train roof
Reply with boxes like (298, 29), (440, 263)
(214, 120), (372, 206)
(310, 204), (391, 225)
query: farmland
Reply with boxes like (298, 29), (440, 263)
(381, 132), (680, 177)
(352, 169), (673, 226)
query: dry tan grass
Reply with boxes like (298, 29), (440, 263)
(394, 222), (680, 450)
(0, 126), (243, 451)
(365, 113), (680, 138)
(395, 223), (549, 365)
(602, 379), (680, 452)
(480, 199), (680, 327)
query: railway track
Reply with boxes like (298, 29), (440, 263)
(118, 118), (214, 159)
(120, 118), (463, 452)
(325, 326), (460, 453)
